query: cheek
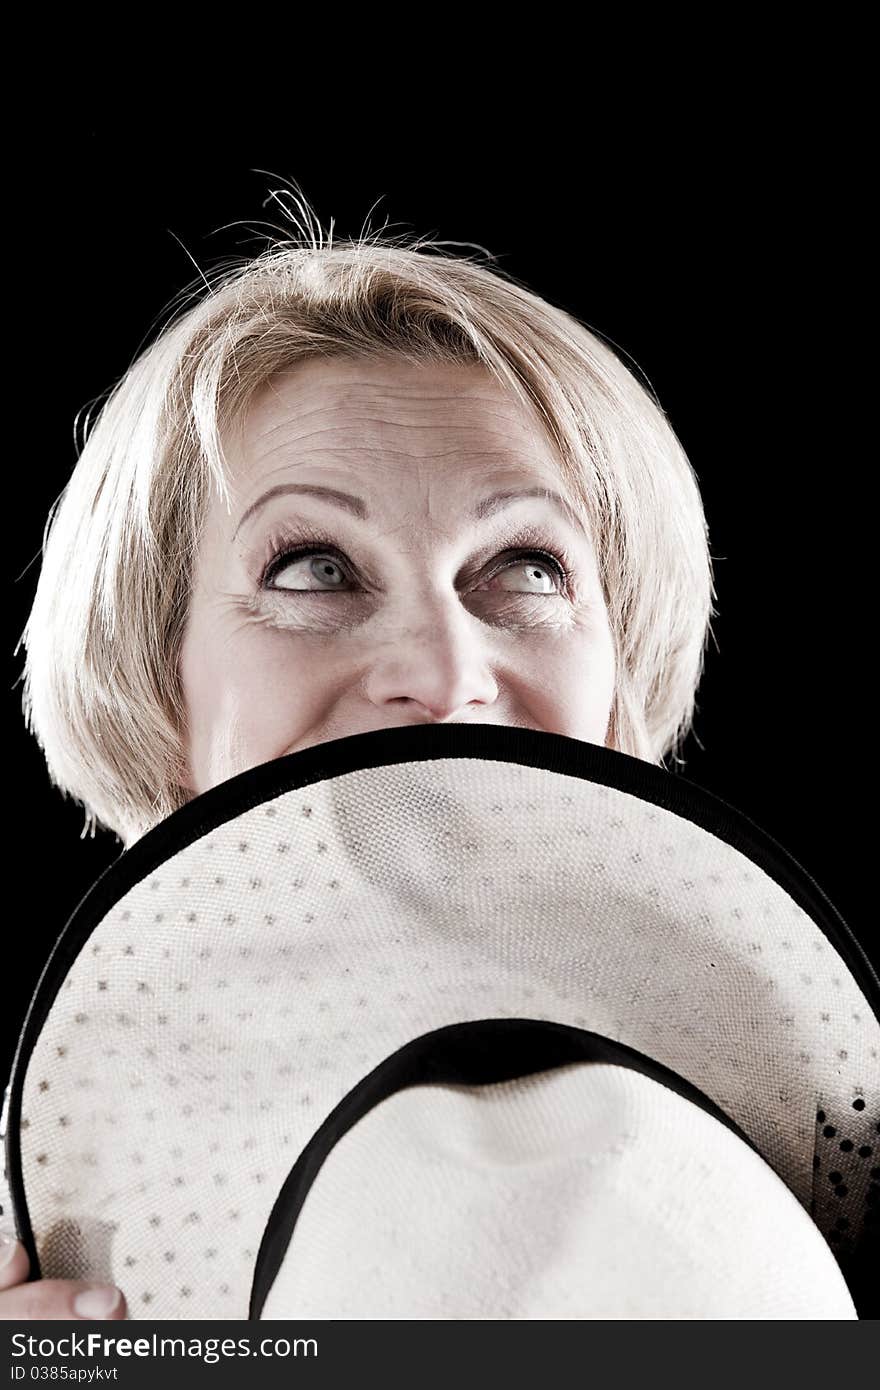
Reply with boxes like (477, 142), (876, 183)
(180, 620), (323, 791)
(524, 620), (616, 742)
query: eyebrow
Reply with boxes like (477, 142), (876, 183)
(232, 483), (582, 540)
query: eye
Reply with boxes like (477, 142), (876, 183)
(264, 547), (351, 592)
(487, 552), (567, 595)
(263, 543), (570, 597)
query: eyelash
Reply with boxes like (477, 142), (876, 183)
(258, 523), (575, 596)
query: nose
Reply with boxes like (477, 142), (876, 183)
(362, 597), (500, 724)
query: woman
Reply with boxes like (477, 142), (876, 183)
(2, 211), (716, 1319)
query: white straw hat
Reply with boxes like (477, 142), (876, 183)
(3, 726), (877, 1319)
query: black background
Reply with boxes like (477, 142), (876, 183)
(5, 115), (870, 1086)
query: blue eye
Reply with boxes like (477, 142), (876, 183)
(263, 546), (351, 592)
(259, 532), (573, 598)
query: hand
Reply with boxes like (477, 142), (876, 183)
(0, 1235), (127, 1320)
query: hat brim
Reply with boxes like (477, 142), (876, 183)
(6, 725), (878, 1318)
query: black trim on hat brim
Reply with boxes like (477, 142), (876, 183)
(6, 724), (879, 1297)
(246, 1017), (842, 1320)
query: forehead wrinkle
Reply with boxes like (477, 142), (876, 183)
(248, 419), (542, 459)
(255, 365), (520, 408)
(242, 387), (544, 451)
(236, 440), (569, 500)
(245, 362), (549, 455)
(229, 381), (587, 538)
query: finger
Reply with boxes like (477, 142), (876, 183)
(0, 1236), (29, 1292)
(0, 1279), (127, 1322)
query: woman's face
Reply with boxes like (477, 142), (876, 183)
(179, 356), (617, 795)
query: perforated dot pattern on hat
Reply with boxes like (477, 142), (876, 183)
(14, 756), (879, 1319)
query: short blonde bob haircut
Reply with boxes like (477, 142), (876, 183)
(18, 196), (717, 849)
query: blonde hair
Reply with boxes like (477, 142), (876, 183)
(17, 189), (718, 848)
